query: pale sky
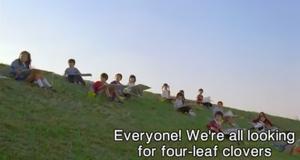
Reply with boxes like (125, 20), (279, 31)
(0, 0), (299, 119)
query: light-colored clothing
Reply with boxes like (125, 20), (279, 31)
(123, 82), (135, 94)
(64, 67), (81, 76)
(174, 99), (184, 109)
(34, 78), (52, 88)
(212, 106), (224, 116)
(161, 89), (170, 99)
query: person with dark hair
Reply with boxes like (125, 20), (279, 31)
(111, 73), (123, 86)
(252, 112), (273, 131)
(110, 73), (125, 98)
(207, 111), (224, 133)
(64, 59), (86, 85)
(212, 101), (224, 116)
(122, 74), (150, 98)
(178, 90), (186, 104)
(92, 73), (110, 96)
(196, 88), (204, 105)
(174, 92), (196, 116)
(161, 83), (171, 99)
(10, 51), (53, 89)
(10, 51), (32, 80)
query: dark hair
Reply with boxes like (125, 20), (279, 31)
(116, 73), (123, 80)
(199, 88), (204, 92)
(176, 92), (184, 99)
(253, 112), (273, 127)
(101, 73), (108, 80)
(19, 51), (31, 66)
(68, 59), (76, 64)
(214, 111), (224, 118)
(163, 83), (169, 87)
(217, 101), (223, 106)
(129, 75), (136, 83)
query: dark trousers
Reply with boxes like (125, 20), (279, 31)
(67, 75), (86, 85)
(177, 106), (191, 114)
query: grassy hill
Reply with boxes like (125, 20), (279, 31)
(0, 63), (300, 160)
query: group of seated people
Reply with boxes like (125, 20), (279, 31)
(6, 51), (300, 155)
(90, 72), (147, 103)
(160, 83), (278, 134)
(9, 51), (148, 103)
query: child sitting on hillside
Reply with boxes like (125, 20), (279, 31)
(196, 88), (204, 105)
(161, 83), (171, 99)
(207, 111), (224, 133)
(174, 92), (196, 116)
(10, 51), (53, 89)
(212, 101), (224, 116)
(92, 73), (110, 96)
(178, 90), (186, 104)
(123, 75), (149, 97)
(251, 112), (273, 131)
(64, 59), (86, 85)
(212, 101), (237, 127)
(110, 73), (124, 94)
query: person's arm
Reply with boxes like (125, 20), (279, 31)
(64, 68), (68, 77)
(10, 60), (24, 76)
(10, 61), (18, 75)
(75, 68), (81, 75)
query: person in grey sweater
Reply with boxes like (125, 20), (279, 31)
(64, 59), (86, 85)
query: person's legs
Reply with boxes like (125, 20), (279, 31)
(67, 75), (75, 83)
(42, 78), (52, 88)
(34, 79), (44, 87)
(177, 106), (191, 114)
(75, 75), (86, 85)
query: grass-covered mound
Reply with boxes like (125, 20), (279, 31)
(0, 63), (299, 160)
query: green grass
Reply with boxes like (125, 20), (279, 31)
(0, 63), (300, 160)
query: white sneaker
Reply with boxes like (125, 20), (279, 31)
(189, 111), (196, 116)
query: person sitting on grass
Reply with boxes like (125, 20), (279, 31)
(123, 75), (149, 97)
(110, 73), (124, 95)
(174, 92), (196, 116)
(196, 88), (204, 105)
(64, 59), (86, 85)
(10, 51), (53, 89)
(212, 101), (237, 127)
(212, 101), (224, 116)
(161, 83), (171, 99)
(92, 73), (110, 96)
(178, 90), (186, 104)
(252, 112), (273, 131)
(110, 73), (125, 98)
(207, 111), (224, 133)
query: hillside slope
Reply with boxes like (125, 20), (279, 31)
(0, 64), (300, 160)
